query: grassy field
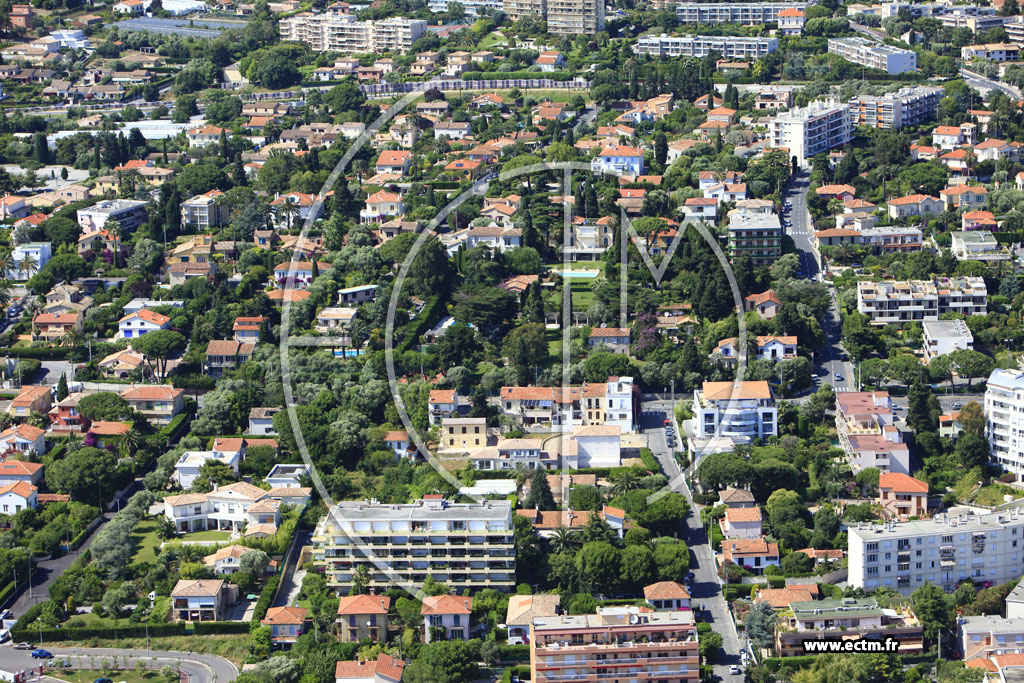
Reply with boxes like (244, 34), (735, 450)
(490, 88), (590, 104)
(49, 667), (169, 683)
(59, 635), (251, 665)
(546, 328), (562, 357)
(166, 529), (232, 544)
(130, 519), (161, 565)
(477, 31), (508, 48)
(972, 484), (1024, 507)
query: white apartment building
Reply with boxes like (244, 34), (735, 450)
(498, 376), (635, 432)
(848, 86), (944, 129)
(180, 190), (229, 229)
(279, 11), (426, 53)
(985, 369), (1024, 479)
(848, 507), (1024, 595)
(692, 380), (777, 445)
(634, 34), (778, 60)
(857, 277), (987, 326)
(674, 2), (807, 24)
(163, 481), (285, 534)
(546, 0), (604, 34)
(428, 0), (503, 13)
(77, 199), (148, 232)
(922, 320), (974, 361)
(173, 450), (240, 489)
(828, 36), (917, 75)
(312, 497), (515, 594)
(951, 230), (1011, 263)
(502, 0), (545, 21)
(771, 100), (853, 167)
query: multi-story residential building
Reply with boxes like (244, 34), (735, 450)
(720, 506), (763, 539)
(279, 10), (426, 53)
(591, 145), (644, 175)
(771, 100), (853, 167)
(7, 385), (51, 420)
(674, 2), (807, 24)
(546, 0), (603, 34)
(205, 340), (255, 376)
(337, 595), (390, 642)
(847, 86), (944, 129)
(0, 459), (43, 487)
(587, 327), (631, 354)
(31, 311), (83, 342)
(962, 43), (1021, 61)
(313, 497), (515, 594)
(848, 506), (1024, 594)
(428, 0), (502, 13)
(836, 391), (908, 475)
(775, 598), (924, 656)
(249, 407), (279, 435)
(727, 207), (782, 266)
(723, 537), (780, 574)
(117, 309), (170, 340)
(692, 381), (777, 445)
(828, 37), (917, 74)
(879, 472), (929, 519)
(529, 606), (699, 683)
(422, 595), (473, 642)
(499, 377), (635, 432)
(120, 385), (185, 425)
(173, 450), (240, 489)
(565, 215), (615, 260)
(634, 34), (778, 60)
(8, 242), (51, 281)
(712, 335), (798, 367)
(922, 319), (974, 361)
(857, 277), (987, 325)
(334, 655), (405, 683)
(985, 369), (1024, 478)
(180, 190), (229, 229)
(502, 0), (545, 20)
(262, 606), (307, 648)
(171, 579), (234, 622)
(76, 199), (148, 232)
(428, 389), (458, 426)
(886, 193), (943, 219)
(0, 425), (45, 457)
(441, 417), (485, 450)
(778, 7), (806, 34)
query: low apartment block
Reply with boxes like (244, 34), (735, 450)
(180, 190), (229, 229)
(675, 2), (807, 24)
(959, 615), (1024, 662)
(848, 507), (1024, 595)
(775, 598), (924, 656)
(312, 497), (515, 594)
(856, 277), (987, 325)
(829, 36), (917, 74)
(771, 101), (853, 167)
(76, 199), (148, 232)
(836, 390), (909, 475)
(530, 606), (699, 683)
(634, 34), (778, 60)
(498, 376), (636, 432)
(922, 319), (974, 361)
(692, 381), (777, 445)
(848, 86), (944, 129)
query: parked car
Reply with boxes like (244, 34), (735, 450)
(13, 642), (31, 650)
(730, 665), (742, 675)
(31, 649), (53, 659)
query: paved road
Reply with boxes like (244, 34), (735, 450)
(962, 68), (1022, 99)
(641, 399), (745, 682)
(0, 646), (237, 683)
(273, 530), (312, 608)
(783, 172), (857, 393)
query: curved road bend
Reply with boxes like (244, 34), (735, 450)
(0, 646), (237, 683)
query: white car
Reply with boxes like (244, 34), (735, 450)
(730, 665), (742, 674)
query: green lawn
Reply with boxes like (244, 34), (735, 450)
(477, 31), (508, 48)
(130, 519), (162, 565)
(165, 529), (232, 544)
(546, 328), (562, 357)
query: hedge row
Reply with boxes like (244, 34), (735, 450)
(158, 412), (191, 444)
(251, 575), (281, 624)
(0, 582), (14, 607)
(68, 516), (101, 551)
(497, 644), (530, 662)
(0, 347), (70, 359)
(399, 294), (443, 353)
(11, 622), (187, 643)
(193, 621), (251, 635)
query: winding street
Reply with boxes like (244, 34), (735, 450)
(0, 646), (237, 683)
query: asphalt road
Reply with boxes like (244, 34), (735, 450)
(641, 399), (745, 683)
(0, 646), (237, 683)
(783, 172), (856, 393)
(962, 68), (1022, 99)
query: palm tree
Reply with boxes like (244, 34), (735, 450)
(60, 327), (84, 349)
(549, 527), (580, 554)
(15, 254), (37, 281)
(104, 220), (123, 269)
(64, 432), (83, 452)
(609, 469), (642, 496)
(119, 429), (141, 463)
(0, 250), (13, 281)
(513, 462), (531, 490)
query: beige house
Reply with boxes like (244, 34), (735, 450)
(336, 594), (390, 642)
(441, 417), (486, 450)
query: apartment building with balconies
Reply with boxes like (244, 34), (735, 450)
(634, 34), (778, 60)
(279, 11), (426, 53)
(312, 497), (515, 594)
(848, 85), (944, 129)
(546, 0), (603, 34)
(530, 606), (699, 683)
(180, 190), (229, 229)
(692, 381), (777, 445)
(727, 206), (782, 266)
(771, 100), (853, 167)
(857, 277), (987, 326)
(848, 507), (1024, 595)
(828, 36), (917, 74)
(985, 369), (1024, 479)
(499, 377), (635, 432)
(675, 1), (806, 24)
(835, 390), (909, 475)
